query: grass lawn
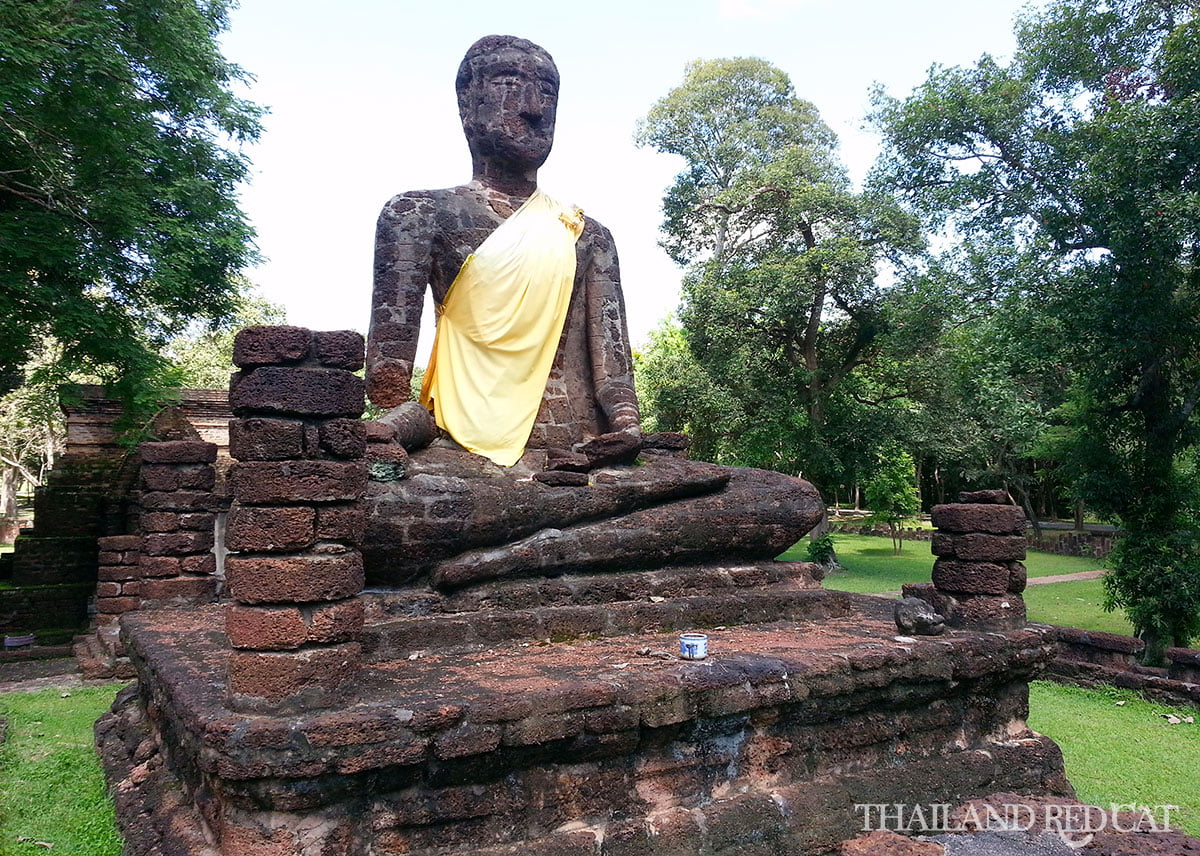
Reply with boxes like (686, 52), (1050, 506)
(0, 684), (123, 856)
(1030, 680), (1200, 836)
(1025, 578), (1134, 635)
(781, 534), (937, 593)
(784, 534), (1126, 633)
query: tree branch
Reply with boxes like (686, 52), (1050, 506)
(0, 456), (42, 487)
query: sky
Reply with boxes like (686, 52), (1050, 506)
(219, 0), (1039, 358)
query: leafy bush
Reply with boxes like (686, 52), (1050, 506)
(805, 532), (838, 566)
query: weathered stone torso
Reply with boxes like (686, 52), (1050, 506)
(371, 184), (627, 451)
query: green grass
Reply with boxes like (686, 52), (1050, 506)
(1030, 680), (1200, 835)
(1025, 579), (1134, 635)
(784, 534), (1104, 589)
(782, 534), (937, 593)
(0, 684), (124, 856)
(782, 534), (1124, 632)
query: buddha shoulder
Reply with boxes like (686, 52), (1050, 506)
(375, 187), (478, 233)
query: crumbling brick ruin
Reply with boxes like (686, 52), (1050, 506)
(223, 327), (368, 711)
(91, 327), (1077, 856)
(2, 387), (232, 649)
(903, 489), (1029, 631)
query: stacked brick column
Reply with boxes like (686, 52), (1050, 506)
(224, 326), (368, 712)
(93, 534), (145, 660)
(928, 490), (1028, 630)
(137, 441), (220, 606)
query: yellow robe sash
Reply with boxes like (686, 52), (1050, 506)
(420, 189), (585, 466)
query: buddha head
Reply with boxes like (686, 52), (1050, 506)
(456, 35), (560, 173)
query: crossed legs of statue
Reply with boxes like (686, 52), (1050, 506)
(361, 443), (825, 591)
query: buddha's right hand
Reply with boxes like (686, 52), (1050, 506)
(377, 401), (437, 451)
(574, 425), (642, 468)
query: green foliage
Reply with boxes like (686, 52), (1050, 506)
(865, 449), (920, 553)
(161, 287), (285, 389)
(0, 0), (263, 409)
(633, 317), (738, 463)
(1105, 531), (1200, 661)
(635, 57), (841, 265)
(636, 58), (927, 489)
(803, 532), (837, 566)
(871, 0), (1200, 649)
(0, 346), (67, 517)
(0, 684), (124, 853)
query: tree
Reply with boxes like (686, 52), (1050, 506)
(0, 350), (65, 526)
(0, 288), (283, 523)
(872, 0), (1200, 659)
(865, 449), (920, 554)
(636, 58), (925, 488)
(162, 288), (286, 389)
(0, 0), (263, 404)
(633, 317), (740, 464)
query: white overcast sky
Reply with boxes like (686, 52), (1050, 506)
(219, 0), (1038, 357)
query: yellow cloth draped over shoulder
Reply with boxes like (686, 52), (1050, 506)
(420, 189), (585, 466)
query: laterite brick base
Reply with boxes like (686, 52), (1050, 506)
(97, 567), (1072, 856)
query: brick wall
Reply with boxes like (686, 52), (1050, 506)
(1048, 626), (1200, 708)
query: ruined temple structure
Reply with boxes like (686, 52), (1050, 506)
(0, 386), (233, 647)
(93, 328), (1075, 856)
(94, 34), (1075, 856)
(903, 489), (1030, 633)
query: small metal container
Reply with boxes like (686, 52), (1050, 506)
(679, 632), (708, 660)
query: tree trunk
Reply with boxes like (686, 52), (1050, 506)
(0, 466), (18, 521)
(810, 507), (831, 539)
(1008, 481), (1041, 540)
(1074, 500), (1085, 532)
(1139, 627), (1166, 667)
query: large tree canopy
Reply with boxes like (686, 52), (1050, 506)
(872, 0), (1200, 657)
(0, 0), (262, 398)
(637, 57), (925, 487)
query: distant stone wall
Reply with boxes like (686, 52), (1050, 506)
(62, 385), (232, 458)
(830, 521), (1114, 559)
(1048, 626), (1200, 708)
(1027, 531), (1114, 559)
(1, 386), (233, 637)
(831, 522), (934, 542)
(0, 583), (93, 637)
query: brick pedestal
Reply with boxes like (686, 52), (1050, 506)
(925, 489), (1028, 630)
(225, 326), (367, 712)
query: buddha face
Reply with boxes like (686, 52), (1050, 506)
(458, 45), (559, 171)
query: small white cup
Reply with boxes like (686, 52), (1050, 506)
(679, 632), (708, 660)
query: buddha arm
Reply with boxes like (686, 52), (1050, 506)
(366, 193), (435, 408)
(584, 221), (641, 435)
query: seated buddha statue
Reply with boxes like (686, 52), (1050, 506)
(362, 35), (823, 589)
